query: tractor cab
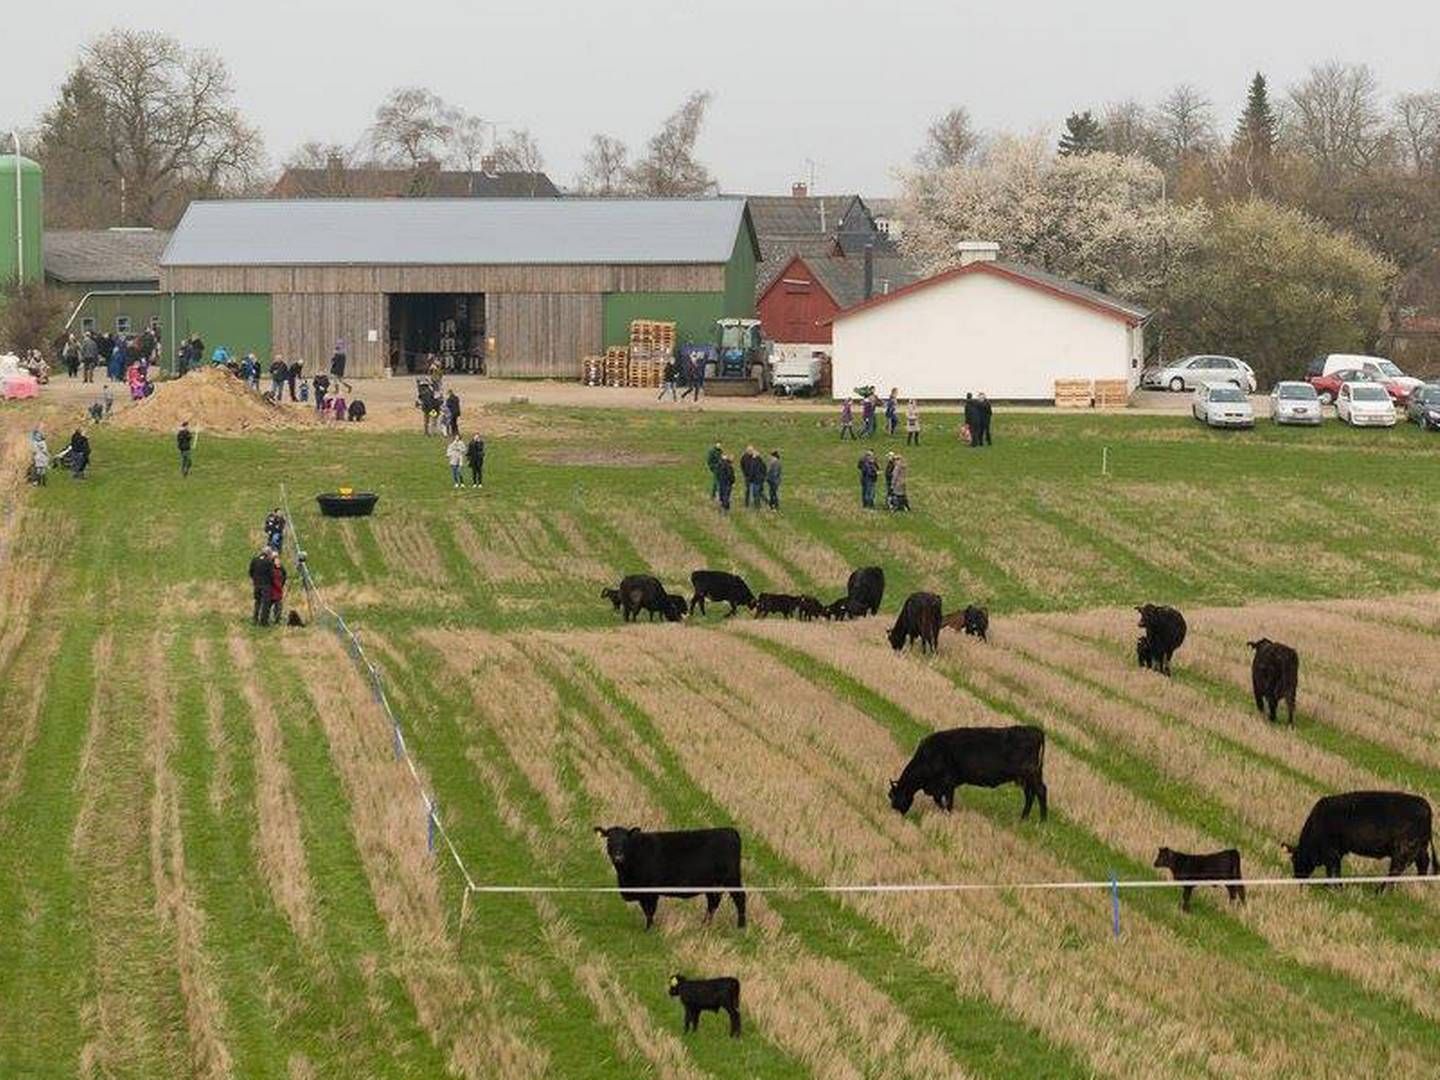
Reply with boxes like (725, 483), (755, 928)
(716, 318), (764, 378)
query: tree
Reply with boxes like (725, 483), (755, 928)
(490, 129), (545, 175)
(1393, 91), (1440, 174)
(1057, 111), (1104, 156)
(36, 30), (263, 227)
(0, 281), (70, 356)
(1155, 85), (1217, 164)
(626, 91), (717, 196)
(1167, 199), (1394, 387)
(916, 107), (979, 169)
(368, 87), (455, 167)
(1229, 72), (1279, 195)
(576, 134), (630, 195)
(447, 113), (491, 173)
(1101, 100), (1159, 160)
(900, 135), (1209, 308)
(1282, 62), (1392, 178)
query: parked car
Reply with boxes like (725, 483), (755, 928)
(1405, 383), (1440, 429)
(1143, 355), (1256, 392)
(1313, 353), (1422, 402)
(1336, 381), (1397, 426)
(1192, 381), (1255, 428)
(1308, 367), (1374, 405)
(1269, 381), (1323, 425)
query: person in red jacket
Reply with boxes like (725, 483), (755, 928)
(266, 553), (288, 626)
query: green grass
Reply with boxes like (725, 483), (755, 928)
(4, 402), (1440, 1076)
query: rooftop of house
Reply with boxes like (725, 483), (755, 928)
(43, 228), (172, 285)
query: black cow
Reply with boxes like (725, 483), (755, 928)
(822, 597), (852, 621)
(1136, 604), (1187, 675)
(796, 596), (824, 622)
(1248, 638), (1299, 724)
(601, 586), (622, 611)
(616, 575), (685, 623)
(888, 592), (942, 653)
(941, 605), (989, 642)
(689, 570), (755, 617)
(1153, 847), (1246, 911)
(889, 726), (1047, 819)
(846, 566), (885, 616)
(594, 826), (747, 929)
(1285, 791), (1436, 883)
(669, 975), (741, 1037)
(753, 593), (801, 619)
(1135, 635), (1156, 671)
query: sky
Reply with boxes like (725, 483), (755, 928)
(6, 0), (1440, 196)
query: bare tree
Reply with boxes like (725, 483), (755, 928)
(368, 86), (455, 167)
(1101, 99), (1159, 160)
(37, 29), (263, 227)
(490, 129), (544, 172)
(1155, 84), (1217, 163)
(626, 91), (717, 196)
(447, 112), (490, 172)
(1283, 62), (1392, 176)
(916, 107), (979, 169)
(1394, 91), (1440, 174)
(576, 134), (630, 195)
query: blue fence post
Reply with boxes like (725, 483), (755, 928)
(1110, 873), (1121, 939)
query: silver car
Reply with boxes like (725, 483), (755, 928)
(1192, 381), (1255, 428)
(1269, 381), (1323, 425)
(1143, 354), (1257, 393)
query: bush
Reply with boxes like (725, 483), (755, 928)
(0, 281), (71, 356)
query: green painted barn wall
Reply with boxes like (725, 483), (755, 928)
(602, 291), (726, 349)
(0, 155), (44, 285)
(66, 291), (166, 338)
(723, 225), (757, 319)
(173, 294), (272, 362)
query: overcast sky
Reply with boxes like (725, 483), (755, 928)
(7, 0), (1440, 195)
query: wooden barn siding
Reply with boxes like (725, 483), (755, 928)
(160, 263), (725, 295)
(271, 293), (388, 377)
(486, 293), (602, 377)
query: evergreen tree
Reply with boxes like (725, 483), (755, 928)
(1233, 73), (1277, 154)
(1058, 111), (1104, 156)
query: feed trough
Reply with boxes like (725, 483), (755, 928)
(316, 488), (379, 517)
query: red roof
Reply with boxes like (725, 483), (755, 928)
(824, 259), (1150, 326)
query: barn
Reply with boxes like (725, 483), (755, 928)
(756, 251), (918, 346)
(829, 243), (1149, 400)
(157, 198), (759, 377)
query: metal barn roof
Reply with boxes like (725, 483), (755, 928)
(162, 198), (754, 267)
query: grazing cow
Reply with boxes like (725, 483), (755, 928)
(1153, 847), (1246, 911)
(616, 575), (685, 623)
(669, 975), (741, 1037)
(846, 566), (885, 616)
(689, 570), (756, 617)
(600, 586), (622, 611)
(1135, 635), (1156, 671)
(888, 592), (942, 653)
(1285, 791), (1436, 883)
(941, 605), (989, 642)
(1248, 638), (1299, 724)
(1136, 604), (1187, 675)
(594, 826), (747, 929)
(822, 597), (852, 621)
(889, 726), (1047, 819)
(753, 593), (801, 619)
(796, 596), (824, 622)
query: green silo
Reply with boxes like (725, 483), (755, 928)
(0, 153), (44, 285)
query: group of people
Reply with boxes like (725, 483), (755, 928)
(25, 425), (90, 484)
(705, 442), (781, 512)
(657, 353), (709, 402)
(417, 379), (463, 436)
(839, 389), (923, 444)
(55, 320), (163, 385)
(444, 432), (487, 488)
(962, 392), (995, 447)
(247, 510), (291, 625)
(857, 450), (911, 511)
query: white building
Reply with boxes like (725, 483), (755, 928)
(828, 242), (1149, 400)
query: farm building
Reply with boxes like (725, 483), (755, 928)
(756, 251), (919, 346)
(44, 228), (170, 336)
(829, 243), (1149, 400)
(157, 197), (759, 377)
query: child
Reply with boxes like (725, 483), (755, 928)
(839, 398), (856, 440)
(29, 429), (49, 486)
(331, 393), (347, 423)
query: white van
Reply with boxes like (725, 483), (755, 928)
(1311, 354), (1423, 397)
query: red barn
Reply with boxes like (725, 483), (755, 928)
(757, 253), (919, 345)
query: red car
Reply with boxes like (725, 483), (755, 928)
(1308, 368), (1378, 405)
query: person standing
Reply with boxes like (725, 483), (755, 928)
(978, 393), (993, 446)
(267, 552), (288, 627)
(286, 356), (303, 401)
(62, 335), (80, 378)
(67, 429), (91, 479)
(890, 455), (910, 511)
(740, 446), (758, 508)
(839, 398), (856, 439)
(706, 441), (723, 501)
(330, 339), (349, 390)
(444, 389), (461, 437)
(176, 421), (194, 477)
(29, 427), (49, 486)
(963, 392), (980, 448)
(80, 333), (98, 383)
(446, 433), (466, 489)
(716, 453), (735, 512)
(861, 393), (877, 438)
(270, 355), (288, 400)
(658, 356), (678, 401)
(249, 546), (273, 625)
(905, 400), (921, 446)
(312, 372), (331, 413)
(466, 432), (486, 488)
(858, 450), (878, 509)
(885, 388), (899, 436)
(265, 509), (286, 553)
(884, 451), (896, 506)
(765, 450), (782, 510)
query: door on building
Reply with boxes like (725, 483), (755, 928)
(387, 293), (486, 374)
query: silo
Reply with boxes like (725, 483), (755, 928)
(0, 153), (44, 285)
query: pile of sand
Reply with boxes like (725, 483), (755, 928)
(111, 367), (319, 434)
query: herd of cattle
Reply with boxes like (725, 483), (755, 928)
(593, 569), (1435, 1037)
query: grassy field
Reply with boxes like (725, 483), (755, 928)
(4, 402), (1440, 1078)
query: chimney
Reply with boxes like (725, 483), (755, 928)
(480, 155), (497, 176)
(955, 240), (1000, 266)
(863, 244), (875, 301)
(791, 181), (808, 198)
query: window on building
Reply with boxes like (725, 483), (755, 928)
(80, 317), (96, 334)
(115, 315), (132, 335)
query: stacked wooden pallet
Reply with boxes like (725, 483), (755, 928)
(1053, 379), (1094, 409)
(1093, 379), (1131, 408)
(629, 320), (677, 350)
(581, 355), (606, 386)
(602, 346), (630, 387)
